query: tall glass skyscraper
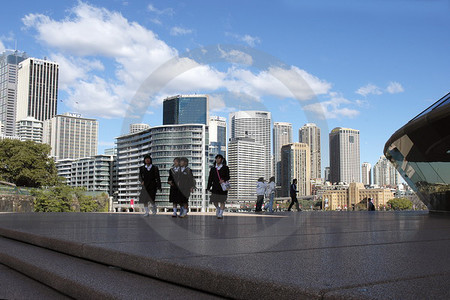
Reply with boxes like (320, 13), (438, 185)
(0, 50), (27, 136)
(329, 127), (360, 184)
(163, 94), (208, 125)
(208, 116), (227, 166)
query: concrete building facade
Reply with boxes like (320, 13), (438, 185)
(329, 127), (360, 184)
(227, 137), (265, 202)
(229, 111), (271, 180)
(43, 113), (98, 160)
(299, 123), (321, 180)
(273, 122), (292, 185)
(281, 142), (311, 197)
(16, 57), (59, 123)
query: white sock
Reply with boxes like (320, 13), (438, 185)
(144, 206), (149, 213)
(173, 208), (177, 213)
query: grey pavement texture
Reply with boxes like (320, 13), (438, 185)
(0, 211), (449, 299)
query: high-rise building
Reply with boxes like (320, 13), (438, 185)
(281, 143), (311, 197)
(208, 116), (227, 165)
(116, 124), (209, 211)
(43, 113), (98, 160)
(0, 50), (27, 136)
(163, 94), (208, 125)
(373, 156), (399, 187)
(16, 116), (43, 143)
(227, 137), (265, 202)
(229, 110), (271, 180)
(16, 57), (59, 122)
(273, 122), (292, 185)
(129, 123), (150, 134)
(329, 127), (360, 184)
(299, 123), (321, 180)
(361, 162), (372, 186)
(324, 167), (331, 182)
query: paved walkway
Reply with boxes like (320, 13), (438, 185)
(0, 211), (449, 299)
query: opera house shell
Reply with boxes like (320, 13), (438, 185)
(384, 92), (450, 213)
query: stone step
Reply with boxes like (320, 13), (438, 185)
(0, 263), (71, 299)
(0, 236), (221, 299)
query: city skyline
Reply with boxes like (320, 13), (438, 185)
(0, 1), (448, 170)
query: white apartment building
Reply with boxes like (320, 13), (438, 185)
(56, 155), (117, 195)
(16, 57), (59, 122)
(329, 127), (360, 184)
(16, 116), (43, 143)
(129, 123), (150, 134)
(273, 122), (292, 185)
(227, 137), (265, 202)
(0, 50), (28, 137)
(229, 111), (271, 180)
(373, 155), (400, 187)
(281, 143), (311, 197)
(299, 123), (321, 180)
(43, 113), (98, 160)
(115, 124), (209, 211)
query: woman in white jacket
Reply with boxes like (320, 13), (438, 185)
(264, 176), (276, 213)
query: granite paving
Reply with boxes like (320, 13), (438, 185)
(0, 211), (449, 299)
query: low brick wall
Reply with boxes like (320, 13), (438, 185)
(0, 195), (34, 212)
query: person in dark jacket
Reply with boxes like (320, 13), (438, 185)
(139, 154), (161, 216)
(177, 157), (196, 218)
(207, 154), (230, 219)
(168, 157), (181, 217)
(287, 178), (301, 212)
(368, 198), (376, 211)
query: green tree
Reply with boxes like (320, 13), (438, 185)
(387, 197), (413, 210)
(0, 139), (59, 187)
(33, 185), (110, 212)
(33, 185), (74, 212)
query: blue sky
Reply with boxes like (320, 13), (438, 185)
(1, 0), (448, 172)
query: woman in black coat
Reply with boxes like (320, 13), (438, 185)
(177, 157), (196, 218)
(168, 157), (181, 217)
(207, 154), (230, 219)
(139, 154), (161, 216)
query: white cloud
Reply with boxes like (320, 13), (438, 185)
(170, 26), (193, 36)
(226, 32), (261, 47)
(355, 84), (382, 97)
(219, 47), (253, 65)
(147, 4), (174, 16)
(0, 40), (4, 52)
(303, 95), (360, 119)
(22, 2), (333, 119)
(226, 66), (331, 100)
(386, 81), (404, 94)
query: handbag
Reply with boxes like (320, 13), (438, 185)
(216, 168), (230, 191)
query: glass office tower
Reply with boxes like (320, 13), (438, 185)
(163, 95), (208, 125)
(384, 92), (450, 212)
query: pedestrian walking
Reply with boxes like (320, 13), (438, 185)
(255, 177), (267, 213)
(139, 154), (161, 216)
(178, 157), (196, 218)
(264, 176), (276, 213)
(207, 154), (230, 219)
(168, 157), (181, 217)
(368, 198), (376, 211)
(287, 178), (301, 212)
